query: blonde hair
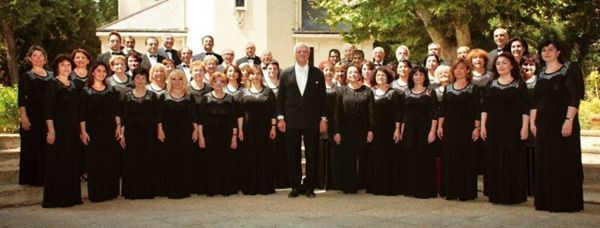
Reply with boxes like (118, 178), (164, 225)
(109, 55), (126, 66)
(434, 65), (450, 79)
(211, 72), (228, 86)
(189, 60), (206, 71)
(149, 63), (167, 83)
(166, 70), (189, 95)
(203, 55), (218, 65)
(247, 65), (264, 89)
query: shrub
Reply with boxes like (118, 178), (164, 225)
(0, 85), (19, 133)
(580, 71), (600, 130)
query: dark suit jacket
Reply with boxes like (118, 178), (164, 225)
(236, 56), (261, 66)
(487, 46), (510, 70)
(140, 53), (166, 70)
(277, 65), (326, 130)
(158, 47), (181, 65)
(97, 51), (125, 66)
(192, 51), (223, 64)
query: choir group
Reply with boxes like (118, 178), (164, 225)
(17, 28), (584, 212)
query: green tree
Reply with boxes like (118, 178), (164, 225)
(0, 0), (101, 85)
(316, 0), (600, 66)
(96, 0), (118, 26)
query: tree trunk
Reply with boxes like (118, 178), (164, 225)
(1, 20), (19, 86)
(415, 4), (457, 64)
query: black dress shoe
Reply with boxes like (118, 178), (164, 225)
(305, 190), (316, 198)
(288, 189), (301, 198)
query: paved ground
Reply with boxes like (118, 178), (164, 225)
(1, 190), (599, 227)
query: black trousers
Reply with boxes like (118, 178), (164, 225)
(286, 129), (318, 190)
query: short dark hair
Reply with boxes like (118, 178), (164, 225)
(26, 45), (47, 64)
(508, 37), (529, 57)
(537, 39), (566, 65)
(268, 60), (281, 79)
(145, 36), (158, 45)
(86, 62), (109, 88)
(70, 48), (91, 62)
(329, 49), (341, 57)
(108, 31), (122, 41)
(422, 54), (440, 67)
(353, 49), (365, 58)
(408, 65), (429, 89)
(374, 68), (394, 86)
(132, 67), (149, 83)
(51, 54), (74, 75)
(202, 35), (214, 42)
(223, 64), (242, 85)
(492, 52), (522, 80)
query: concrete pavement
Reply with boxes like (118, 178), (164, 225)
(1, 190), (599, 227)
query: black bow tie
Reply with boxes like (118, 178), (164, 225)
(165, 49), (173, 53)
(149, 54), (157, 58)
(112, 52), (124, 55)
(262, 67), (267, 70)
(182, 64), (188, 68)
(206, 52), (214, 55)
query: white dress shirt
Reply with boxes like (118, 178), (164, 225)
(295, 63), (309, 96)
(148, 53), (158, 66)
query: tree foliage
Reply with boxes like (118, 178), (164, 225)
(96, 0), (118, 26)
(315, 0), (600, 68)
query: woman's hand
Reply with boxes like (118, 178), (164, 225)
(393, 128), (401, 143)
(471, 128), (480, 142)
(437, 127), (444, 140)
(199, 136), (206, 148)
(192, 129), (199, 142)
(157, 128), (165, 142)
(480, 127), (487, 141)
(119, 135), (126, 149)
(80, 131), (90, 145)
(46, 131), (55, 145)
(269, 127), (277, 140)
(427, 130), (436, 144)
(230, 136), (237, 149)
(366, 131), (374, 143)
(21, 116), (31, 131)
(334, 133), (341, 145)
(562, 120), (573, 137)
(530, 124), (537, 138)
(238, 130), (244, 141)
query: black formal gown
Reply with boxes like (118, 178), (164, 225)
(18, 70), (53, 186)
(70, 72), (88, 175)
(439, 83), (481, 200)
(482, 79), (529, 204)
(239, 88), (277, 195)
(157, 93), (197, 199)
(42, 78), (82, 208)
(225, 85), (245, 191)
(198, 92), (239, 196)
(472, 71), (492, 178)
(316, 85), (337, 190)
(270, 85), (291, 189)
(525, 76), (537, 196)
(402, 88), (438, 198)
(106, 74), (133, 101)
(189, 83), (212, 195)
(121, 90), (159, 199)
(332, 85), (374, 193)
(369, 88), (402, 196)
(80, 86), (120, 202)
(532, 63), (584, 212)
(146, 84), (169, 196)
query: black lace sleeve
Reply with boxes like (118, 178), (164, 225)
(565, 62), (585, 108)
(430, 89), (438, 120)
(471, 85), (481, 121)
(366, 88), (375, 132)
(43, 80), (56, 120)
(518, 80), (530, 115)
(391, 90), (403, 123)
(157, 93), (166, 124)
(17, 72), (29, 107)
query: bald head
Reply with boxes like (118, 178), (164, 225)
(493, 28), (509, 48)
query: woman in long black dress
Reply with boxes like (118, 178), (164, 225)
(120, 68), (158, 199)
(198, 72), (240, 196)
(316, 62), (336, 190)
(437, 59), (481, 201)
(106, 55), (133, 100)
(521, 54), (538, 196)
(42, 54), (82, 208)
(188, 60), (212, 195)
(18, 46), (53, 186)
(238, 66), (277, 195)
(265, 61), (290, 189)
(332, 65), (374, 193)
(79, 62), (121, 202)
(480, 53), (530, 205)
(369, 68), (402, 196)
(531, 40), (584, 212)
(157, 70), (198, 199)
(402, 66), (438, 198)
(224, 64), (244, 192)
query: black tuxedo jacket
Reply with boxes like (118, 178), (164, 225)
(192, 51), (223, 64)
(158, 47), (181, 65)
(277, 65), (326, 130)
(140, 53), (166, 70)
(487, 46), (510, 70)
(97, 51), (125, 66)
(236, 56), (261, 66)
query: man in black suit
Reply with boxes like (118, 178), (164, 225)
(192, 35), (223, 64)
(123, 35), (142, 57)
(277, 42), (327, 198)
(176, 47), (193, 81)
(236, 42), (261, 66)
(216, 48), (235, 73)
(487, 28), (510, 70)
(140, 36), (166, 70)
(97, 31), (125, 68)
(158, 34), (181, 66)
(372, 46), (386, 67)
